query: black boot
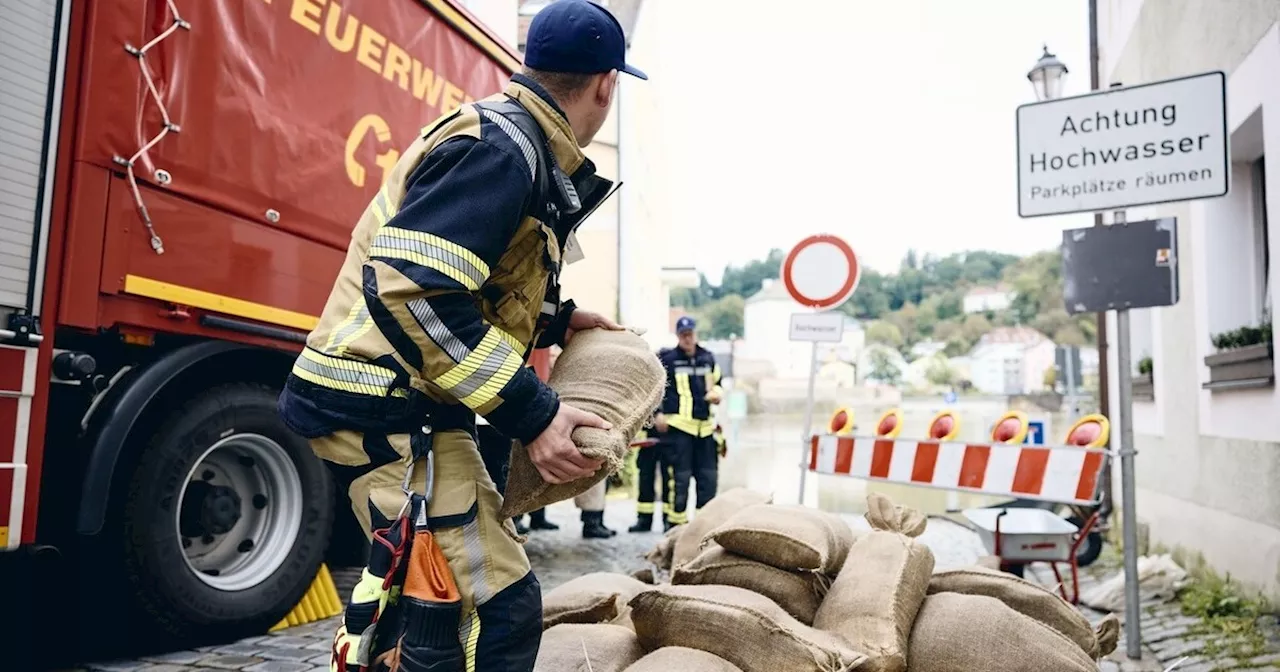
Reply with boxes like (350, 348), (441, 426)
(628, 513), (654, 533)
(582, 511), (614, 539)
(513, 516), (529, 535)
(663, 518), (676, 533)
(528, 508), (559, 531)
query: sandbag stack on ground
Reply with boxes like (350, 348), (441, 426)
(907, 593), (1098, 672)
(625, 646), (744, 671)
(646, 523), (684, 571)
(813, 493), (936, 672)
(672, 543), (827, 624)
(670, 487), (773, 569)
(535, 623), (645, 672)
(502, 328), (666, 518)
(671, 503), (854, 624)
(630, 584), (868, 672)
(542, 572), (650, 629)
(928, 565), (1117, 659)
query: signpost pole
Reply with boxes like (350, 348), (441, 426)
(1065, 346), (1078, 424)
(798, 341), (818, 505)
(1108, 209), (1143, 659)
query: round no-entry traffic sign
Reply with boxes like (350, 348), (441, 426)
(782, 234), (859, 309)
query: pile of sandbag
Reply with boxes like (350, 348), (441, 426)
(537, 489), (1119, 672)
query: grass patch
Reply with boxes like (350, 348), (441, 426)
(1179, 573), (1269, 660)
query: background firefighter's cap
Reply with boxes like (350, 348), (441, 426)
(524, 0), (648, 80)
(676, 316), (696, 334)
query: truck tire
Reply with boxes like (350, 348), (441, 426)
(120, 383), (334, 640)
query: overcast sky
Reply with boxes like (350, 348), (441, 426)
(630, 0), (1094, 282)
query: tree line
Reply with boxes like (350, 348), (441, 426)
(670, 247), (1097, 358)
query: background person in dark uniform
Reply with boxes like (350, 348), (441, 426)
(628, 399), (667, 533)
(654, 317), (722, 530)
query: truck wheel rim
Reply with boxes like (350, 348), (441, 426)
(176, 433), (304, 591)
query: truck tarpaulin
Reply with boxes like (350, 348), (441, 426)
(79, 0), (518, 265)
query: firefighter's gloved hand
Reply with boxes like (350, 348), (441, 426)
(653, 412), (669, 433)
(527, 402), (610, 484)
(704, 389), (722, 404)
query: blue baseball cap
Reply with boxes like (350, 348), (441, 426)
(525, 0), (648, 80)
(676, 316), (697, 333)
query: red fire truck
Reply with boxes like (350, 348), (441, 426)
(0, 0), (535, 646)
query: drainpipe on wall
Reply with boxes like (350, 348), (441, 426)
(1088, 0), (1114, 518)
(615, 82), (626, 325)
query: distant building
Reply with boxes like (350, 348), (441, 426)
(968, 327), (1055, 395)
(910, 340), (947, 360)
(962, 285), (1015, 314)
(742, 279), (863, 379)
(857, 344), (909, 385)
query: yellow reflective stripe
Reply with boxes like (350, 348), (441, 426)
(370, 227), (490, 291)
(667, 415), (716, 437)
(463, 609), (481, 672)
(372, 185), (397, 225)
(434, 327), (523, 408)
(497, 329), (527, 355)
(636, 501), (655, 513)
(668, 510), (689, 524)
(292, 349), (396, 396)
(323, 299), (374, 356)
(676, 373), (692, 417)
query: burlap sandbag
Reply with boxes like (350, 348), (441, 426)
(1096, 613), (1121, 657)
(631, 567), (656, 584)
(630, 584), (868, 672)
(908, 593), (1097, 672)
(928, 566), (1102, 659)
(812, 493), (934, 672)
(646, 524), (683, 571)
(673, 543), (827, 624)
(707, 503), (855, 573)
(610, 606), (636, 632)
(671, 488), (773, 569)
(535, 623), (646, 672)
(502, 328), (666, 518)
(543, 572), (650, 629)
(625, 647), (744, 672)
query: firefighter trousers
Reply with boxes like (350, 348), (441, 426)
(662, 429), (719, 525)
(634, 444), (666, 518)
(312, 428), (542, 672)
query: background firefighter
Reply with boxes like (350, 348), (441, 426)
(653, 316), (723, 530)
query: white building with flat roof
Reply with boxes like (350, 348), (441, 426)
(1099, 0), (1280, 601)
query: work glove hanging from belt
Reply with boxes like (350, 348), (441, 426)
(331, 442), (465, 672)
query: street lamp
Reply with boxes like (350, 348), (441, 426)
(1027, 45), (1069, 101)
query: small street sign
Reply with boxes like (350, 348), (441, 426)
(1016, 71), (1228, 218)
(782, 234), (860, 309)
(789, 312), (845, 342)
(1062, 218), (1179, 314)
(1025, 420), (1046, 446)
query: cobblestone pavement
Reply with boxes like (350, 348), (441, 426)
(72, 498), (1280, 671)
(1027, 563), (1280, 672)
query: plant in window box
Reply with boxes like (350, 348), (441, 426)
(1203, 322), (1274, 390)
(1134, 356), (1155, 401)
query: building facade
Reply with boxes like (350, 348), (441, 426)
(1099, 0), (1280, 600)
(512, 0), (696, 350)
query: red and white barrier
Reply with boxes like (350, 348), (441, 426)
(808, 434), (1108, 506)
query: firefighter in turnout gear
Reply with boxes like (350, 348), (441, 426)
(277, 2), (647, 668)
(629, 368), (668, 533)
(655, 317), (722, 530)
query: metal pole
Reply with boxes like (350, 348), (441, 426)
(798, 342), (819, 504)
(1066, 346), (1078, 425)
(1111, 209), (1142, 659)
(1087, 0), (1115, 520)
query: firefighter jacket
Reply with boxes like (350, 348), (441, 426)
(279, 75), (613, 445)
(659, 346), (723, 438)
